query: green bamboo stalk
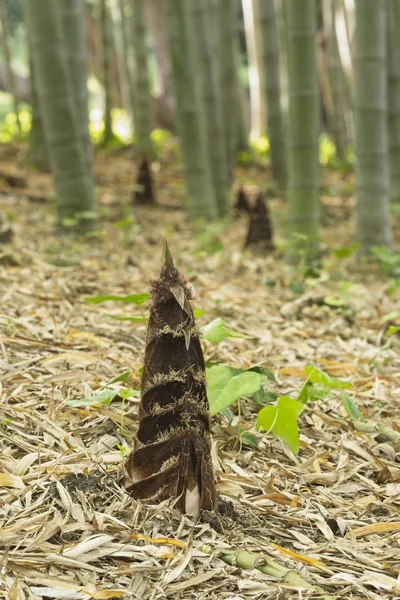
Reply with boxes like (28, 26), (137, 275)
(340, 0), (355, 96)
(286, 0), (320, 261)
(24, 0), (95, 228)
(0, 0), (21, 134)
(387, 0), (400, 203)
(259, 0), (287, 190)
(164, 0), (218, 219)
(100, 0), (113, 144)
(114, 0), (138, 133)
(233, 24), (250, 155)
(242, 0), (267, 140)
(190, 0), (229, 217)
(59, 0), (93, 171)
(110, 0), (131, 131)
(220, 550), (311, 589)
(355, 0), (391, 250)
(322, 0), (348, 160)
(27, 57), (49, 171)
(131, 0), (154, 157)
(24, 0), (48, 169)
(275, 0), (289, 122)
(216, 0), (238, 186)
(316, 25), (334, 142)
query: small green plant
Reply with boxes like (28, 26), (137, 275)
(114, 203), (136, 245)
(84, 289), (360, 456)
(201, 318), (251, 343)
(1, 418), (12, 430)
(208, 364), (359, 455)
(206, 365), (266, 416)
(257, 396), (304, 454)
(194, 224), (224, 254)
(84, 292), (206, 326)
(67, 371), (137, 408)
(117, 443), (131, 458)
(85, 292), (150, 305)
(331, 243), (360, 260)
(371, 246), (400, 279)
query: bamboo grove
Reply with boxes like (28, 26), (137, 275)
(1, 0), (399, 257)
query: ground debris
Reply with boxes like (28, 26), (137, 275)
(0, 150), (399, 599)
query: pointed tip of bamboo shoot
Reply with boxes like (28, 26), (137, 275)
(162, 238), (175, 271)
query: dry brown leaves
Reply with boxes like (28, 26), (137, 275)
(0, 147), (400, 599)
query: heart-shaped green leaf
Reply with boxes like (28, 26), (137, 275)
(304, 365), (352, 389)
(257, 396), (305, 454)
(85, 292), (150, 305)
(207, 365), (262, 416)
(201, 318), (251, 343)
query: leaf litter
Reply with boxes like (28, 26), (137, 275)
(0, 147), (400, 599)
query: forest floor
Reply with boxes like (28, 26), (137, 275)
(0, 142), (400, 600)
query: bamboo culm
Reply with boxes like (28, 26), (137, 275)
(286, 0), (320, 261)
(259, 0), (287, 190)
(355, 0), (391, 249)
(131, 0), (154, 158)
(164, 0), (218, 219)
(190, 0), (229, 217)
(25, 0), (95, 228)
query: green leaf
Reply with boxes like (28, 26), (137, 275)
(114, 218), (134, 228)
(340, 392), (361, 420)
(235, 428), (259, 449)
(387, 325), (400, 336)
(67, 385), (138, 408)
(256, 405), (277, 432)
(324, 295), (347, 308)
(304, 365), (352, 390)
(248, 365), (276, 381)
(84, 292), (150, 305)
(298, 381), (332, 402)
(262, 278), (276, 289)
(304, 267), (321, 279)
(193, 307), (206, 318)
(381, 311), (400, 323)
(107, 314), (149, 323)
(201, 318), (250, 343)
(61, 217), (77, 228)
(273, 397), (304, 454)
(119, 387), (138, 399)
(332, 243), (359, 259)
(288, 281), (305, 295)
(221, 407), (235, 424)
(257, 396), (305, 454)
(254, 388), (277, 405)
(207, 365), (262, 416)
(67, 388), (120, 407)
(103, 371), (131, 386)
